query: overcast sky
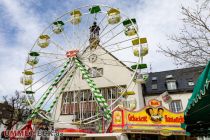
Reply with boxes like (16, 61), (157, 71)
(0, 0), (198, 97)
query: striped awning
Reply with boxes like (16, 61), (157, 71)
(182, 61), (210, 136)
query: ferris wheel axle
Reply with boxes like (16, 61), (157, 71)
(66, 50), (79, 58)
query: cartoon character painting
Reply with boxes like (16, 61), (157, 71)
(146, 107), (164, 122)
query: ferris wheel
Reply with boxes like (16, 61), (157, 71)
(20, 4), (149, 131)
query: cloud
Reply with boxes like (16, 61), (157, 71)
(0, 0), (199, 99)
(0, 0), (45, 97)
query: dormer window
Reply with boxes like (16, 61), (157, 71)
(188, 81), (194, 86)
(152, 83), (158, 90)
(83, 67), (103, 78)
(166, 75), (173, 79)
(166, 80), (177, 90)
(152, 77), (157, 81)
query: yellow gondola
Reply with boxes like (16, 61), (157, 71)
(70, 10), (82, 25)
(127, 98), (137, 110)
(22, 97), (34, 105)
(20, 75), (33, 85)
(118, 91), (136, 96)
(20, 70), (34, 85)
(133, 73), (149, 84)
(107, 8), (121, 24)
(37, 35), (50, 48)
(132, 38), (148, 57)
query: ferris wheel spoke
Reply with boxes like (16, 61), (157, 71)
(62, 30), (73, 49)
(38, 51), (65, 56)
(34, 65), (61, 74)
(38, 55), (66, 60)
(98, 58), (137, 64)
(33, 67), (74, 110)
(25, 62), (67, 91)
(103, 37), (136, 49)
(33, 77), (56, 93)
(81, 57), (137, 65)
(47, 67), (77, 113)
(80, 45), (132, 61)
(51, 40), (68, 52)
(100, 30), (125, 47)
(81, 60), (127, 68)
(25, 58), (67, 71)
(42, 72), (74, 112)
(99, 21), (122, 39)
(74, 25), (81, 50)
(95, 45), (133, 58)
(31, 59), (72, 114)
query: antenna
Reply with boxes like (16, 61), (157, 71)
(149, 63), (152, 73)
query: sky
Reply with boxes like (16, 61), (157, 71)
(0, 0), (198, 97)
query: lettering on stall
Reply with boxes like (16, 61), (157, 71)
(128, 114), (147, 122)
(165, 115), (184, 123)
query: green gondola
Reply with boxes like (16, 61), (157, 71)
(52, 21), (64, 34)
(89, 6), (101, 14)
(123, 19), (137, 36)
(27, 52), (39, 66)
(131, 63), (147, 69)
(25, 91), (35, 94)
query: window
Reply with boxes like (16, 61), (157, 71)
(166, 80), (177, 90)
(188, 81), (194, 86)
(152, 77), (157, 81)
(152, 83), (157, 90)
(61, 93), (70, 114)
(97, 68), (103, 76)
(64, 95), (70, 104)
(169, 100), (182, 112)
(166, 75), (173, 79)
(86, 67), (103, 78)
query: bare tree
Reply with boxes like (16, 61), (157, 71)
(159, 0), (210, 67)
(0, 91), (30, 130)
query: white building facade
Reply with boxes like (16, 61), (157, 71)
(53, 46), (145, 132)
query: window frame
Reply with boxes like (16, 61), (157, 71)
(166, 80), (177, 90)
(169, 100), (183, 113)
(188, 81), (195, 86)
(151, 83), (158, 90)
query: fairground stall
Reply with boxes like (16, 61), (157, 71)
(111, 99), (190, 140)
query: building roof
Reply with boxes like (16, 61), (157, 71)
(143, 66), (205, 95)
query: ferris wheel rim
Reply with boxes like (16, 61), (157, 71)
(22, 4), (143, 124)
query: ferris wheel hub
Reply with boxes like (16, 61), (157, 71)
(66, 50), (79, 58)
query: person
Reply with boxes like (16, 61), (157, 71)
(157, 108), (164, 121)
(146, 108), (155, 121)
(89, 22), (100, 38)
(146, 108), (162, 122)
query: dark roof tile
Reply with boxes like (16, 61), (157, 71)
(143, 66), (204, 95)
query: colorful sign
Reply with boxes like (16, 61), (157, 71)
(148, 99), (162, 107)
(161, 91), (172, 104)
(111, 99), (185, 135)
(113, 111), (123, 125)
